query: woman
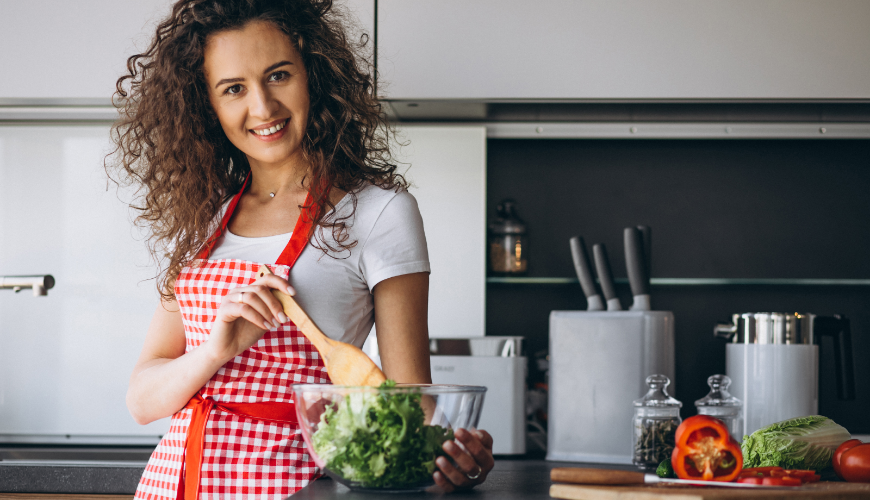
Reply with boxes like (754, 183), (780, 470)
(108, 0), (494, 498)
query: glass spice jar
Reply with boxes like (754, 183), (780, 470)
(632, 374), (682, 468)
(488, 200), (528, 275)
(695, 374), (743, 442)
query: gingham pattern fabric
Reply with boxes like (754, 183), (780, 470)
(135, 259), (330, 500)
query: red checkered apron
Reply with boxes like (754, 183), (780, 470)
(135, 179), (330, 500)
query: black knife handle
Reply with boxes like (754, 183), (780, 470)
(569, 236), (599, 299)
(592, 243), (617, 301)
(637, 225), (651, 284)
(624, 227), (650, 296)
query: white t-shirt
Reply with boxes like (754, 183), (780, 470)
(208, 183), (430, 347)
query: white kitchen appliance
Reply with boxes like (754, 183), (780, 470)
(548, 310), (675, 464)
(717, 312), (855, 437)
(429, 337), (526, 455)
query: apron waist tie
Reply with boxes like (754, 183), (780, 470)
(177, 393), (299, 500)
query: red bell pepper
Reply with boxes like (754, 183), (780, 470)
(671, 415), (743, 482)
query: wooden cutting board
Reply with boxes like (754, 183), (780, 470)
(550, 482), (870, 500)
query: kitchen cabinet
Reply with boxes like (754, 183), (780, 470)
(0, 0), (373, 101)
(394, 125), (487, 338)
(377, 0), (870, 100)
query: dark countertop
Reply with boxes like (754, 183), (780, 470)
(293, 458), (636, 500)
(0, 449), (637, 496)
(0, 462), (145, 495)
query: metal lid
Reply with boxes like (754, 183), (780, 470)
(489, 200), (526, 235)
(714, 312), (815, 344)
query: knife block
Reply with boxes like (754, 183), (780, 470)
(547, 310), (675, 464)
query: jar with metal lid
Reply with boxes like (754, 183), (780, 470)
(632, 374), (682, 468)
(695, 374), (743, 441)
(488, 200), (528, 275)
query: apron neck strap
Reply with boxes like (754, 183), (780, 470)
(274, 190), (317, 268)
(197, 172), (324, 269)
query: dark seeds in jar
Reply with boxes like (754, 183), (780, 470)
(634, 419), (678, 467)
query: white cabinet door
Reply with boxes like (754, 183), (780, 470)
(0, 0), (373, 101)
(378, 0), (870, 100)
(394, 126), (487, 338)
(0, 0), (173, 100)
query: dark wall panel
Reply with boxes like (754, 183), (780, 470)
(485, 139), (870, 433)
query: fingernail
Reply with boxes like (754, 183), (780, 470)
(272, 319), (281, 328)
(286, 286), (295, 296)
(443, 441), (456, 452)
(264, 321), (273, 330)
(278, 313), (289, 323)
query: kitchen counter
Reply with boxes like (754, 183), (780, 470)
(0, 449), (634, 497)
(293, 458), (634, 500)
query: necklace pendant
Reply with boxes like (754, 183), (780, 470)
(269, 192), (275, 198)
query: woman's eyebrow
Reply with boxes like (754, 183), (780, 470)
(215, 77), (244, 89)
(263, 60), (293, 73)
(213, 61), (294, 89)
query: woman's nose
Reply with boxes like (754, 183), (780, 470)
(248, 85), (280, 120)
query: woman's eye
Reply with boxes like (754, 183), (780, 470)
(269, 71), (289, 82)
(224, 84), (243, 95)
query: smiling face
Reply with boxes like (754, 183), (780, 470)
(203, 21), (310, 170)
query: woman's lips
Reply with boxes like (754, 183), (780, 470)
(250, 119), (289, 142)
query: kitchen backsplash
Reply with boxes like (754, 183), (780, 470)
(486, 138), (870, 434)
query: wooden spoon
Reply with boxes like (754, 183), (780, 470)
(257, 265), (387, 387)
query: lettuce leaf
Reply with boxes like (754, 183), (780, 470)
(741, 415), (851, 471)
(311, 380), (453, 488)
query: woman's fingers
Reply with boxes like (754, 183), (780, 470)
(233, 287), (280, 329)
(435, 455), (472, 489)
(433, 428), (494, 492)
(432, 470), (455, 493)
(255, 271), (295, 296)
(250, 274), (295, 322)
(455, 428), (495, 471)
(221, 297), (273, 330)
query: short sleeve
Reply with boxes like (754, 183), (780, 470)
(359, 190), (430, 290)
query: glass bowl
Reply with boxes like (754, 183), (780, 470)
(292, 383), (487, 492)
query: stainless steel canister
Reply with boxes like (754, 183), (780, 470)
(715, 312), (816, 344)
(713, 312), (855, 437)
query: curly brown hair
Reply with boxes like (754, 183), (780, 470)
(107, 0), (405, 301)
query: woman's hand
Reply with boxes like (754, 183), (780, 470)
(434, 428), (495, 492)
(206, 272), (295, 362)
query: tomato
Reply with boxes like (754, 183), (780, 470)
(834, 439), (863, 479)
(671, 415), (743, 482)
(840, 443), (870, 483)
(737, 476), (762, 484)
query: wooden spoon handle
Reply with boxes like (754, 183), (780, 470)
(257, 265), (333, 355)
(551, 467), (646, 485)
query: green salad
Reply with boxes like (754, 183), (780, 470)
(311, 380), (454, 488)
